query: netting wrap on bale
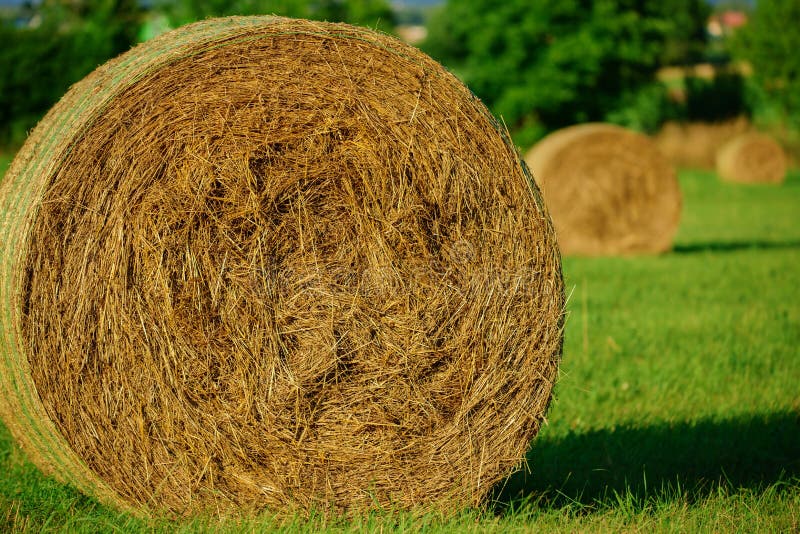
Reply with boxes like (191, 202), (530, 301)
(524, 123), (682, 256)
(716, 132), (787, 184)
(0, 17), (564, 516)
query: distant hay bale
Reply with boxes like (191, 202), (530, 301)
(716, 132), (788, 184)
(654, 117), (750, 169)
(0, 17), (564, 517)
(524, 123), (681, 256)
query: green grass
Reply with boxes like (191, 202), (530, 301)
(1, 167), (799, 532)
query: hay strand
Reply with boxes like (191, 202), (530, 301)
(524, 123), (681, 256)
(0, 17), (564, 517)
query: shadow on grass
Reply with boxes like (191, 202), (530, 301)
(494, 410), (800, 510)
(672, 240), (800, 254)
(3, 411), (799, 524)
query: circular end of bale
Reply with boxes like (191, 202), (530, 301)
(0, 17), (564, 517)
(524, 123), (682, 256)
(716, 132), (787, 184)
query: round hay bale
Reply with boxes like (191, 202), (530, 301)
(716, 132), (787, 184)
(524, 123), (682, 256)
(0, 17), (564, 516)
(653, 117), (751, 169)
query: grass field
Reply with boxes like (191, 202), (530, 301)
(1, 162), (798, 532)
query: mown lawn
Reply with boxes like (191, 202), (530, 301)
(1, 165), (798, 532)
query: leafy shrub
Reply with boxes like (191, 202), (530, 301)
(0, 2), (142, 147)
(161, 0), (395, 32)
(605, 82), (681, 134)
(685, 72), (747, 122)
(731, 0), (800, 127)
(423, 0), (709, 139)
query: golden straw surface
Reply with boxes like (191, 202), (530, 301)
(0, 17), (564, 516)
(716, 132), (787, 184)
(653, 118), (750, 170)
(525, 123), (681, 256)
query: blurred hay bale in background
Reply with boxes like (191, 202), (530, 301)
(716, 132), (787, 184)
(0, 17), (564, 517)
(525, 123), (681, 256)
(653, 117), (751, 169)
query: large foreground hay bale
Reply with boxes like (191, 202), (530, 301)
(524, 123), (681, 256)
(716, 132), (787, 184)
(0, 17), (564, 516)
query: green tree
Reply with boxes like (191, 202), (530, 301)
(0, 1), (143, 146)
(329, 0), (395, 29)
(655, 0), (710, 66)
(162, 0), (307, 24)
(40, 0), (142, 53)
(732, 0), (800, 126)
(163, 0), (395, 31)
(423, 0), (708, 142)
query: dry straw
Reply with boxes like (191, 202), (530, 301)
(0, 17), (564, 517)
(653, 117), (750, 170)
(716, 132), (787, 184)
(524, 123), (682, 256)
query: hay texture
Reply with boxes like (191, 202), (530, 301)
(524, 123), (681, 256)
(0, 17), (564, 517)
(653, 117), (750, 169)
(716, 132), (788, 184)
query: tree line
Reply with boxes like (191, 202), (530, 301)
(0, 0), (796, 148)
